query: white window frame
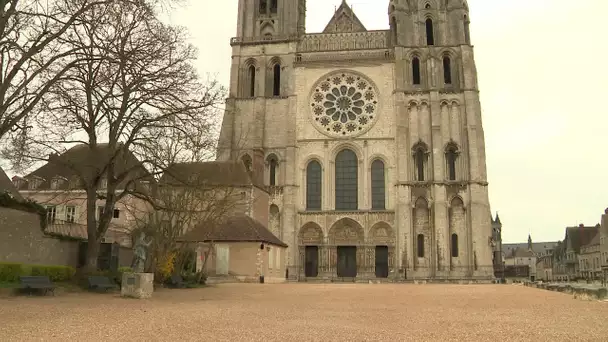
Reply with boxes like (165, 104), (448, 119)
(65, 206), (76, 223)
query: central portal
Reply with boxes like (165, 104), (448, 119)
(337, 246), (357, 277)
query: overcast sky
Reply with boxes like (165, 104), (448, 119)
(163, 0), (608, 244)
(4, 1), (605, 244)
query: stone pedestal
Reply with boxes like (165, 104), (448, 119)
(121, 272), (154, 299)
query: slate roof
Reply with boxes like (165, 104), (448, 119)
(564, 226), (599, 253)
(178, 214), (287, 248)
(580, 230), (600, 250)
(503, 241), (559, 257)
(0, 166), (23, 200)
(15, 144), (151, 191)
(160, 161), (265, 189)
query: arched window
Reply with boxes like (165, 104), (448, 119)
(272, 64), (281, 96)
(412, 57), (421, 85)
(464, 15), (471, 44)
(425, 18), (434, 46)
(371, 159), (385, 210)
(241, 154), (252, 172)
(451, 233), (459, 257)
(270, 0), (278, 13)
(417, 234), (425, 257)
(259, 0), (267, 13)
(268, 156), (278, 186)
(335, 149), (358, 210)
(306, 161), (322, 210)
(414, 148), (425, 181)
(248, 65), (256, 97)
(443, 56), (452, 84)
(445, 145), (458, 181)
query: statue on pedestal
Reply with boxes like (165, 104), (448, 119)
(131, 231), (153, 273)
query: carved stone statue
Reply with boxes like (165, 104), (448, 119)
(131, 231), (153, 273)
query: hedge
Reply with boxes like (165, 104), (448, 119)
(0, 262), (76, 282)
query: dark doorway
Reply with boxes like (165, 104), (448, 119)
(375, 246), (389, 278)
(304, 246), (319, 277)
(337, 246), (357, 277)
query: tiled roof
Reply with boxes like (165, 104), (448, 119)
(0, 166), (22, 200)
(16, 144), (151, 191)
(160, 161), (265, 189)
(178, 214), (287, 247)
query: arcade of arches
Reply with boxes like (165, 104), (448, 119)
(298, 219), (395, 279)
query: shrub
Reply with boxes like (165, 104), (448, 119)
(0, 262), (76, 282)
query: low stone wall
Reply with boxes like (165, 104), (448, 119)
(0, 207), (79, 267)
(525, 281), (608, 301)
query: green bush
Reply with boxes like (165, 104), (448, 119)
(0, 262), (76, 282)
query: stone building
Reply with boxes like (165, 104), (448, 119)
(579, 230), (600, 280)
(491, 213), (503, 278)
(217, 0), (494, 281)
(552, 225), (599, 280)
(599, 209), (607, 284)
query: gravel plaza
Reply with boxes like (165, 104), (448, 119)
(1, 283), (608, 341)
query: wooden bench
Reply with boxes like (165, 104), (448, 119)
(87, 276), (118, 292)
(19, 276), (55, 295)
(168, 274), (186, 288)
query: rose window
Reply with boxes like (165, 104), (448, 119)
(310, 71), (379, 137)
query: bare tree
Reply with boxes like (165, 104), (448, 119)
(0, 0), (187, 143)
(5, 0), (225, 272)
(0, 0), (116, 141)
(127, 175), (247, 280)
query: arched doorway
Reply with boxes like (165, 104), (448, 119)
(328, 218), (364, 278)
(298, 222), (324, 278)
(369, 222), (396, 278)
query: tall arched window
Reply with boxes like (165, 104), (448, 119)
(425, 18), (434, 45)
(259, 0), (267, 13)
(371, 159), (385, 210)
(268, 156), (278, 186)
(248, 65), (256, 97)
(412, 57), (421, 85)
(270, 0), (278, 13)
(451, 233), (459, 257)
(443, 56), (452, 84)
(464, 15), (471, 44)
(414, 148), (425, 181)
(306, 161), (322, 210)
(417, 234), (425, 257)
(272, 64), (281, 96)
(445, 145), (458, 181)
(335, 149), (358, 210)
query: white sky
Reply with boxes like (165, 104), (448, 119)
(166, 0), (607, 244)
(5, 0), (606, 244)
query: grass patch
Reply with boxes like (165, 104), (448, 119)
(0, 282), (19, 289)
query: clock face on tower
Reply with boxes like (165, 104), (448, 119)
(309, 70), (379, 138)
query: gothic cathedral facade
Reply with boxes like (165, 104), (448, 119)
(217, 0), (494, 281)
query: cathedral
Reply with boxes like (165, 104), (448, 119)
(217, 0), (495, 281)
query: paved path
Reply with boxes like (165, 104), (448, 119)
(1, 283), (607, 341)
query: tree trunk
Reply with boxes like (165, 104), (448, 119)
(83, 189), (100, 273)
(85, 236), (101, 273)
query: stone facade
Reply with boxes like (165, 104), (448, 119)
(0, 207), (79, 267)
(217, 0), (493, 281)
(602, 209), (608, 284)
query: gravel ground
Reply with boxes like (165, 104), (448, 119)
(1, 283), (607, 342)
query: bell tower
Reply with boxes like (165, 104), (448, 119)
(235, 0), (305, 39)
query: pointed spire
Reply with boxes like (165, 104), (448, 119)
(495, 212), (501, 224)
(527, 234), (532, 251)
